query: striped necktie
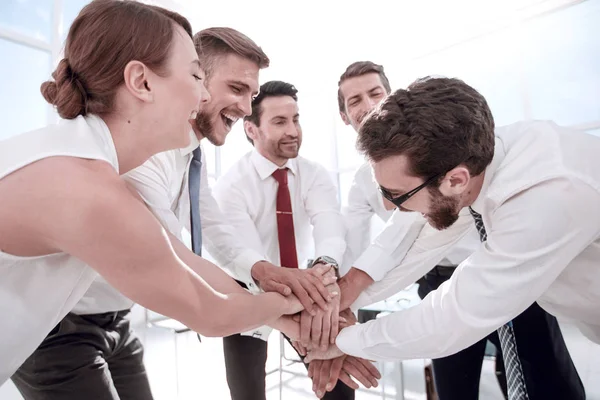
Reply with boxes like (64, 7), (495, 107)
(469, 207), (529, 400)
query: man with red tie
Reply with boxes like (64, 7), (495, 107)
(213, 80), (375, 399)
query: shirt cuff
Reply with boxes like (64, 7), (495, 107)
(335, 324), (375, 360)
(240, 325), (272, 341)
(231, 249), (265, 294)
(352, 245), (397, 282)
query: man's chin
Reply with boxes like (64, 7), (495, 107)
(204, 129), (228, 147)
(426, 213), (459, 231)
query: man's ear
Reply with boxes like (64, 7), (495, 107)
(122, 60), (154, 103)
(244, 120), (259, 142)
(439, 166), (471, 196)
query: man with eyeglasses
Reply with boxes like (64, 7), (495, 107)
(307, 76), (595, 400)
(306, 63), (585, 400)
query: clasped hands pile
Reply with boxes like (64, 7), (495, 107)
(251, 261), (381, 398)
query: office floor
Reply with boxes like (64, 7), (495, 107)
(1, 310), (599, 399)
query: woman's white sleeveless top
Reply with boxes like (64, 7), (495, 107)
(0, 115), (119, 384)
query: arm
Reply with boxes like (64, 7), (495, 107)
(43, 164), (299, 338)
(166, 233), (301, 338)
(338, 210), (429, 310)
(197, 150), (266, 285)
(306, 164), (347, 264)
(340, 173), (374, 272)
(350, 208), (474, 310)
(335, 179), (600, 361)
(214, 179), (333, 312)
(300, 165), (347, 347)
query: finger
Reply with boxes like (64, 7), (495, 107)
(311, 311), (323, 349)
(291, 340), (306, 356)
(320, 310), (332, 350)
(290, 281), (316, 315)
(345, 357), (379, 387)
(355, 357), (382, 380)
(342, 361), (373, 388)
(315, 359), (332, 398)
(300, 310), (313, 347)
(310, 360), (323, 397)
(304, 351), (315, 363)
(323, 275), (338, 286)
(291, 313), (301, 323)
(326, 356), (345, 392)
(308, 272), (338, 301)
(267, 280), (292, 296)
(338, 371), (360, 390)
(310, 263), (332, 277)
(301, 276), (330, 311)
(330, 302), (340, 345)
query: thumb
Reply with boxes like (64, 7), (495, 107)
(267, 280), (292, 296)
(304, 352), (315, 363)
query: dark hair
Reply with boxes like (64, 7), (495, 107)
(337, 61), (391, 113)
(244, 80), (298, 144)
(357, 76), (495, 179)
(41, 0), (192, 120)
(193, 27), (270, 78)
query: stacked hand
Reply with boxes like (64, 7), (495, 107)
(308, 356), (381, 398)
(293, 307), (380, 397)
(251, 261), (338, 315)
(252, 261), (381, 395)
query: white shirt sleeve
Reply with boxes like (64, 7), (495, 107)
(212, 180), (269, 293)
(122, 153), (184, 239)
(306, 165), (347, 264)
(337, 179), (600, 361)
(351, 212), (427, 282)
(342, 175), (376, 271)
(199, 157), (265, 291)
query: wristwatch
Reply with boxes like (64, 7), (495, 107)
(311, 255), (339, 277)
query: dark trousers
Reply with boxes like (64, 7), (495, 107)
(223, 333), (355, 400)
(11, 310), (153, 400)
(418, 266), (585, 400)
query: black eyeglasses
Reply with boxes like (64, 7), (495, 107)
(379, 172), (444, 208)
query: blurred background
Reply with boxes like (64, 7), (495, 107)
(1, 0), (600, 398)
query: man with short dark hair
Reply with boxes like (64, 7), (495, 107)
(307, 66), (585, 400)
(214, 80), (381, 400)
(307, 77), (600, 399)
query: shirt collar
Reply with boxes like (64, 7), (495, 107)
(179, 129), (201, 156)
(469, 135), (506, 214)
(250, 149), (298, 180)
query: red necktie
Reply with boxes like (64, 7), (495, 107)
(272, 168), (298, 268)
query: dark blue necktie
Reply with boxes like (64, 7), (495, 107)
(469, 207), (528, 400)
(189, 147), (202, 255)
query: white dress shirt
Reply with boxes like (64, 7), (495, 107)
(72, 132), (264, 315)
(0, 115), (117, 384)
(213, 149), (346, 339)
(343, 162), (480, 281)
(336, 120), (600, 361)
